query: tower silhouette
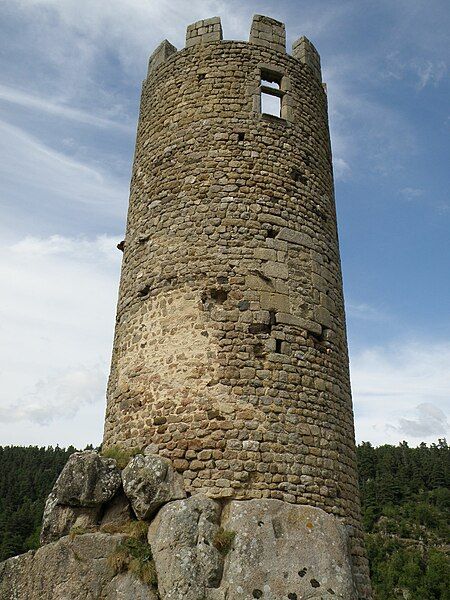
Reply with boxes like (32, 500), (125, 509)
(103, 15), (371, 598)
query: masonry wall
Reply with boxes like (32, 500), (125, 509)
(103, 16), (371, 597)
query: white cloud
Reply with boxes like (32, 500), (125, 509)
(396, 403), (448, 437)
(0, 233), (121, 446)
(351, 341), (450, 445)
(347, 302), (389, 322)
(0, 84), (134, 132)
(400, 187), (424, 200)
(0, 120), (128, 231)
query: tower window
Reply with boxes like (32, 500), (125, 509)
(260, 68), (284, 118)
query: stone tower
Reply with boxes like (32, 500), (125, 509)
(103, 15), (371, 599)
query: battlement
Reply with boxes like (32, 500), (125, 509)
(147, 14), (322, 81)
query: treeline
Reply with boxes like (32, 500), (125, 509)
(0, 441), (448, 598)
(0, 445), (78, 560)
(358, 439), (449, 599)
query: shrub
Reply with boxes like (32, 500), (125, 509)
(213, 527), (236, 555)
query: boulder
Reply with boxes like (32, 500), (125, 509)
(0, 533), (128, 599)
(101, 491), (133, 530)
(122, 454), (185, 520)
(54, 451), (122, 507)
(218, 499), (357, 600)
(147, 495), (222, 600)
(103, 572), (159, 599)
(40, 492), (100, 545)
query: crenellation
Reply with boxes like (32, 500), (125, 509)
(147, 39), (177, 76)
(186, 16), (223, 47)
(292, 35), (322, 81)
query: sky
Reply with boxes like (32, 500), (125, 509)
(0, 0), (449, 449)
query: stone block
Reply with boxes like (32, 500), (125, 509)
(219, 499), (357, 599)
(277, 227), (315, 248)
(186, 17), (222, 46)
(147, 40), (177, 76)
(249, 15), (286, 53)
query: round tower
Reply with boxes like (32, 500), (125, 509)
(103, 15), (371, 598)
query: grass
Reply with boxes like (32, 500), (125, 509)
(107, 520), (158, 589)
(213, 527), (236, 555)
(100, 446), (143, 469)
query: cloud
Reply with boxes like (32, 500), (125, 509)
(351, 341), (450, 445)
(0, 84), (134, 133)
(0, 119), (128, 234)
(347, 302), (389, 322)
(395, 403), (448, 437)
(400, 187), (424, 200)
(0, 366), (106, 425)
(0, 233), (121, 445)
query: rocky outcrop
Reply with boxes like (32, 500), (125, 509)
(122, 453), (185, 520)
(40, 491), (101, 544)
(148, 495), (223, 599)
(217, 499), (356, 600)
(40, 450), (123, 545)
(54, 451), (121, 507)
(1, 449), (362, 599)
(0, 532), (159, 600)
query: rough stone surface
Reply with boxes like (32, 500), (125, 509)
(54, 451), (122, 507)
(40, 491), (100, 545)
(102, 14), (371, 598)
(147, 495), (222, 600)
(0, 533), (130, 599)
(218, 499), (356, 599)
(103, 573), (159, 600)
(122, 454), (186, 520)
(101, 491), (134, 530)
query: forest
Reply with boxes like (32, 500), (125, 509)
(0, 440), (448, 599)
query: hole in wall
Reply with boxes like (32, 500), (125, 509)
(252, 591), (263, 599)
(249, 323), (271, 335)
(310, 579), (320, 588)
(253, 343), (265, 358)
(210, 288), (228, 304)
(117, 240), (125, 252)
(198, 73), (206, 81)
(298, 568), (307, 577)
(137, 285), (150, 298)
(275, 339), (283, 353)
(266, 228), (277, 239)
(291, 168), (308, 185)
(237, 132), (245, 141)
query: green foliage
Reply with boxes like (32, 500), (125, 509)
(213, 527), (236, 555)
(100, 446), (142, 469)
(357, 439), (449, 599)
(107, 521), (157, 588)
(0, 445), (77, 561)
(0, 440), (448, 600)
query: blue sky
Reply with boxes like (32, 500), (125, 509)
(0, 0), (448, 448)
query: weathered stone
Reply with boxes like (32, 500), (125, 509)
(122, 454), (185, 520)
(218, 499), (356, 599)
(104, 572), (159, 599)
(100, 491), (133, 530)
(40, 491), (100, 545)
(147, 495), (222, 600)
(0, 533), (127, 599)
(54, 451), (122, 507)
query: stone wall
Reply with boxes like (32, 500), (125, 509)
(103, 15), (371, 598)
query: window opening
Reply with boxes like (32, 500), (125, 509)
(260, 69), (284, 118)
(275, 339), (283, 353)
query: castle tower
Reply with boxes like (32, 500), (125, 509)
(103, 15), (371, 598)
